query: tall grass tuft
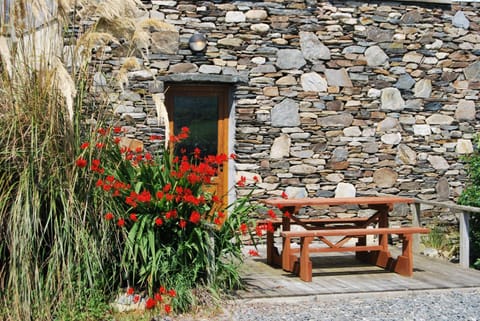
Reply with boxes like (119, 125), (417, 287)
(0, 0), (140, 319)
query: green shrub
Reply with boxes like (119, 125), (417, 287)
(458, 135), (480, 269)
(75, 126), (258, 313)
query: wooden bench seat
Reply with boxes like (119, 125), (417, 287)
(256, 217), (376, 267)
(280, 227), (430, 282)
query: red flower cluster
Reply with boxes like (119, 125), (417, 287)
(126, 286), (176, 313)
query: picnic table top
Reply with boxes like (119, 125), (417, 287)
(261, 196), (414, 208)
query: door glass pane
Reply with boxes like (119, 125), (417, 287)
(173, 96), (218, 157)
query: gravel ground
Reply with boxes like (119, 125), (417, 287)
(175, 288), (480, 321)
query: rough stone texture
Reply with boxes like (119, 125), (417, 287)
(325, 69), (353, 87)
(276, 49), (306, 70)
(301, 72), (328, 92)
(92, 0), (480, 230)
(271, 134), (290, 159)
(271, 99), (300, 127)
(373, 168), (398, 188)
(365, 46), (388, 67)
(334, 183), (356, 198)
(381, 88), (405, 111)
(300, 31), (331, 62)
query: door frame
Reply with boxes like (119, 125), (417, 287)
(164, 83), (232, 204)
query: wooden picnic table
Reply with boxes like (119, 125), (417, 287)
(260, 196), (429, 281)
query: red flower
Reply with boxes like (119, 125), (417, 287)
(164, 304), (171, 314)
(159, 286), (166, 294)
(137, 190), (151, 203)
(104, 212), (114, 220)
(95, 142), (105, 149)
(253, 175), (259, 183)
(163, 184), (171, 192)
(284, 211), (291, 218)
(133, 294), (140, 304)
(255, 224), (264, 237)
(117, 218), (125, 227)
(80, 142), (90, 149)
(179, 219), (187, 229)
(168, 289), (176, 297)
(154, 292), (162, 302)
(130, 213), (138, 222)
(267, 209), (277, 219)
(145, 297), (156, 309)
(281, 191), (288, 199)
(155, 217), (163, 226)
(237, 176), (246, 187)
(76, 157), (88, 168)
(97, 128), (107, 136)
(113, 137), (121, 144)
(113, 126), (122, 133)
(126, 287), (134, 295)
(189, 211), (201, 224)
(249, 249), (260, 257)
(240, 223), (248, 235)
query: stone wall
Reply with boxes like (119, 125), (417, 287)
(92, 0), (480, 226)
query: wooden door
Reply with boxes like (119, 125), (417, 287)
(165, 84), (230, 205)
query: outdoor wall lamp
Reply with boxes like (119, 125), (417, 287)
(188, 33), (207, 52)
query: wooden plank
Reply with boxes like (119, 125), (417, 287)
(262, 196), (414, 208)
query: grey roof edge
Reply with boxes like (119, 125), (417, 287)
(159, 73), (248, 84)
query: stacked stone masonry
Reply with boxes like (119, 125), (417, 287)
(90, 0), (480, 226)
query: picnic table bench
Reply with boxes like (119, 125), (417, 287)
(281, 226), (430, 282)
(259, 196), (430, 282)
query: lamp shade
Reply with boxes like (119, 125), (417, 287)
(188, 33), (207, 52)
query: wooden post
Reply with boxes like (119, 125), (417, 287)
(411, 202), (422, 254)
(459, 211), (470, 269)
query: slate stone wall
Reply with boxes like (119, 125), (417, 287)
(94, 0), (480, 226)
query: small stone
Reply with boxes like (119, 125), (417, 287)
(395, 73), (416, 90)
(414, 79), (432, 98)
(427, 155), (449, 170)
(413, 124), (431, 136)
(324, 68), (353, 87)
(452, 11), (470, 29)
(335, 183), (356, 198)
(365, 45), (389, 66)
(271, 134), (291, 159)
(381, 88), (405, 111)
(300, 31), (331, 62)
(271, 99), (300, 127)
(290, 164), (317, 175)
(251, 23), (270, 33)
(245, 9), (268, 21)
(436, 177), (450, 201)
(396, 144), (417, 165)
(343, 126), (362, 137)
(403, 52), (423, 63)
(377, 117), (399, 132)
(301, 72), (328, 92)
(225, 11), (246, 23)
(426, 114), (454, 125)
(455, 100), (476, 121)
(373, 168), (398, 188)
(464, 61), (480, 80)
(326, 173), (344, 183)
(381, 133), (402, 145)
(276, 49), (306, 70)
(318, 113), (354, 127)
(198, 65), (221, 74)
(456, 139), (474, 154)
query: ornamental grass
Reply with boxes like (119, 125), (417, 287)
(0, 1), (259, 319)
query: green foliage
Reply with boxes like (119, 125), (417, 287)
(76, 127), (258, 313)
(458, 135), (480, 269)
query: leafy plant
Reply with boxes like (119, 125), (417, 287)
(458, 134), (480, 269)
(75, 126), (258, 313)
